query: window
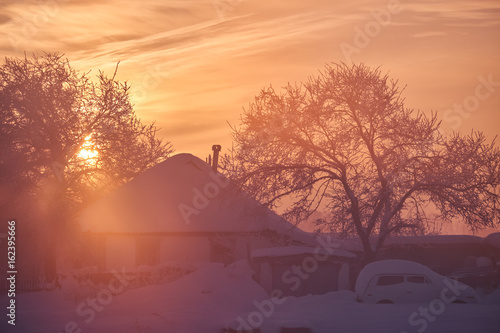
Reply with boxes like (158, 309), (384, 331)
(406, 275), (430, 284)
(376, 275), (404, 286)
(136, 235), (161, 266)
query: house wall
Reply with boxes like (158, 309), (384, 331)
(338, 262), (350, 290)
(106, 235), (136, 272)
(102, 234), (211, 271)
(209, 231), (291, 263)
(100, 231), (297, 271)
(159, 236), (210, 262)
(379, 243), (500, 275)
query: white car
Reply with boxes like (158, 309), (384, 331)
(355, 259), (480, 304)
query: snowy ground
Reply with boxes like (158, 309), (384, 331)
(1, 262), (500, 333)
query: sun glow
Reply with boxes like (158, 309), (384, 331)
(77, 135), (99, 162)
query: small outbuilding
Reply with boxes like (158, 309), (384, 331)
(251, 246), (356, 297)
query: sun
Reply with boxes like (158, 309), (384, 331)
(78, 148), (98, 160)
(77, 135), (99, 163)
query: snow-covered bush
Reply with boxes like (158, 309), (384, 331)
(58, 271), (100, 303)
(127, 262), (198, 289)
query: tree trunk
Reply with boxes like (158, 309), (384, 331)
(43, 180), (67, 285)
(359, 233), (376, 265)
(44, 241), (57, 283)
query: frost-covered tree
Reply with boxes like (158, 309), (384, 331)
(0, 53), (173, 281)
(224, 62), (500, 261)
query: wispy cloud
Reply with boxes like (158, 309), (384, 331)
(412, 31), (447, 38)
(0, 0), (498, 157)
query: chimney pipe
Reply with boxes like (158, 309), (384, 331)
(212, 144), (221, 172)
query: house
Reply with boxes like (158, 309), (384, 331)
(308, 233), (500, 292)
(79, 153), (315, 272)
(369, 234), (500, 293)
(377, 234), (500, 275)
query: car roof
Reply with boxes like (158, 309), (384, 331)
(355, 260), (442, 294)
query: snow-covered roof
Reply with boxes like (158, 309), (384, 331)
(485, 233), (500, 249)
(311, 233), (496, 254)
(79, 153), (314, 243)
(251, 246), (356, 259)
(384, 234), (485, 245)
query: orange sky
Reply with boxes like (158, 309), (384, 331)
(2, 0), (499, 158)
(1, 0), (499, 234)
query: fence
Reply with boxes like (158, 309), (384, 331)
(0, 278), (43, 295)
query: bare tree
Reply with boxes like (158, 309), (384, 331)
(0, 53), (173, 281)
(224, 62), (500, 262)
